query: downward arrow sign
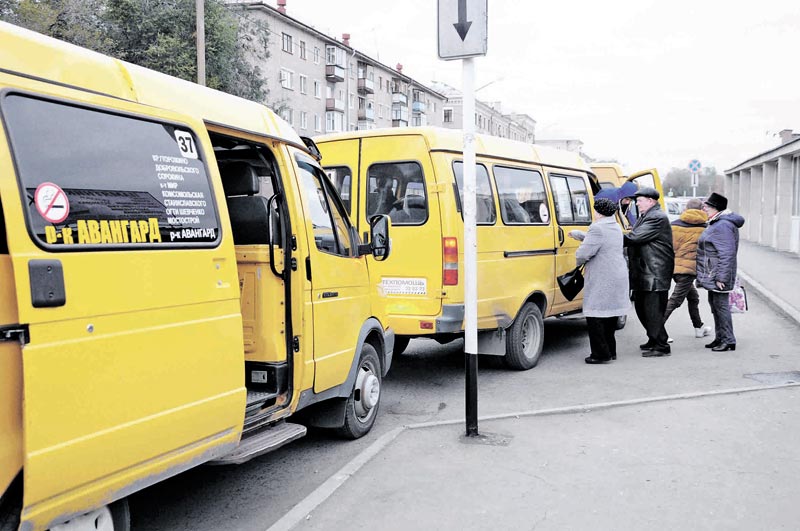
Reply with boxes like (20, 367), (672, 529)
(453, 0), (472, 41)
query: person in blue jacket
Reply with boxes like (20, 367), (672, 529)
(696, 192), (746, 352)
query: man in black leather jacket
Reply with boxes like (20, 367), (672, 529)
(623, 187), (675, 356)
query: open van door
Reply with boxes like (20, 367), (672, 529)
(627, 169), (665, 210)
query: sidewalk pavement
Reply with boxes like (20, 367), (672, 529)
(264, 238), (800, 531)
(278, 385), (800, 531)
(737, 239), (800, 326)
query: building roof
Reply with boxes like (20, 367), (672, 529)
(725, 136), (800, 174)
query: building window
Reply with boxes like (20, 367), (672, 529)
(301, 111), (308, 130)
(444, 108), (453, 123)
(299, 75), (307, 94)
(314, 114), (322, 132)
(280, 69), (294, 90)
(299, 40), (306, 60)
(314, 46), (321, 64)
(282, 33), (293, 54)
(314, 80), (321, 99)
(280, 108), (293, 125)
(326, 111), (343, 133)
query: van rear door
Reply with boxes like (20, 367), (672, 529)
(358, 135), (443, 327)
(0, 214), (22, 499)
(0, 92), (244, 524)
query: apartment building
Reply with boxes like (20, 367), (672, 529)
(430, 81), (537, 143)
(227, 0), (445, 134)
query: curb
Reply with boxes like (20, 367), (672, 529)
(738, 269), (800, 328)
(265, 382), (800, 531)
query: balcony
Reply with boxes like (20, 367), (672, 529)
(358, 107), (375, 121)
(412, 101), (426, 113)
(391, 106), (409, 122)
(325, 64), (345, 82)
(392, 92), (408, 106)
(326, 98), (345, 112)
(357, 77), (374, 94)
(392, 119), (409, 128)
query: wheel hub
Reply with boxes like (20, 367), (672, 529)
(354, 368), (380, 419)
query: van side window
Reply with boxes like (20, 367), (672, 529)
(324, 166), (352, 213)
(493, 165), (549, 225)
(297, 156), (354, 256)
(452, 161), (496, 224)
(366, 162), (427, 225)
(549, 174), (592, 225)
(2, 94), (220, 250)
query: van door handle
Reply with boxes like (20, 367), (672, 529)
(321, 291), (338, 299)
(558, 226), (565, 247)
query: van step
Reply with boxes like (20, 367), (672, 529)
(209, 421), (307, 465)
(245, 389), (278, 417)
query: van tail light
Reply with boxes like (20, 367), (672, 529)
(443, 237), (458, 286)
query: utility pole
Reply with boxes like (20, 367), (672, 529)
(196, 0), (206, 86)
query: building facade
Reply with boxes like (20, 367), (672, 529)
(227, 0), (445, 134)
(724, 129), (800, 254)
(430, 82), (536, 143)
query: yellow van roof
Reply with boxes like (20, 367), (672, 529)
(0, 21), (301, 145)
(315, 126), (590, 171)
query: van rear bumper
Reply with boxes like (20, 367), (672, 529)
(436, 304), (465, 333)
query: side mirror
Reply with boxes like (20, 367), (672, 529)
(360, 214), (391, 261)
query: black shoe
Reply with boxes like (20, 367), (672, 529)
(705, 340), (721, 349)
(711, 343), (736, 352)
(639, 341), (655, 350)
(611, 354), (617, 360)
(642, 346), (671, 357)
(585, 356), (611, 364)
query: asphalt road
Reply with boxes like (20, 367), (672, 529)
(129, 288), (800, 531)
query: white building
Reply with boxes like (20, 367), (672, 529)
(724, 129), (800, 254)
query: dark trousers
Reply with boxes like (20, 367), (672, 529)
(708, 290), (736, 344)
(634, 290), (670, 348)
(586, 316), (618, 360)
(663, 274), (703, 329)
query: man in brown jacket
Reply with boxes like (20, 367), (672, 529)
(663, 198), (711, 338)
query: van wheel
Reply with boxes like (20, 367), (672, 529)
(393, 336), (410, 356)
(335, 344), (381, 439)
(504, 302), (544, 370)
(615, 315), (627, 330)
(49, 498), (130, 531)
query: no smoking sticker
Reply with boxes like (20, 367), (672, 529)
(34, 182), (70, 223)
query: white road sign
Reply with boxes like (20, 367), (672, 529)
(437, 0), (488, 60)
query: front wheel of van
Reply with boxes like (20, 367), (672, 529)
(50, 498), (130, 531)
(504, 302), (544, 370)
(336, 344), (381, 439)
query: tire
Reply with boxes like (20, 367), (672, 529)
(393, 336), (410, 356)
(0, 476), (21, 531)
(615, 314), (627, 330)
(48, 498), (130, 531)
(335, 344), (382, 439)
(504, 302), (544, 370)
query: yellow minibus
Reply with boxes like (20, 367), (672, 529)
(316, 128), (605, 369)
(0, 22), (392, 531)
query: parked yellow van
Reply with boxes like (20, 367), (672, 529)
(590, 163), (665, 230)
(316, 128), (603, 369)
(0, 22), (392, 531)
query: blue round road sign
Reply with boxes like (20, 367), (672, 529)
(689, 159), (702, 172)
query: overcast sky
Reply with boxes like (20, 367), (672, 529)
(280, 0), (799, 177)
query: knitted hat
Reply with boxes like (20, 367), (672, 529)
(593, 197), (618, 217)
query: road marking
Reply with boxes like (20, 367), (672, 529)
(267, 382), (800, 530)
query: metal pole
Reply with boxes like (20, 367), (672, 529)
(196, 0), (206, 86)
(462, 56), (478, 437)
(692, 172), (697, 197)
